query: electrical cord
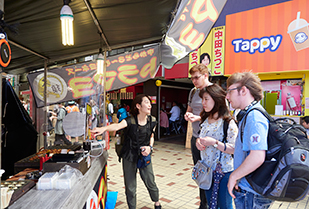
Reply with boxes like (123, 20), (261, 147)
(85, 139), (104, 158)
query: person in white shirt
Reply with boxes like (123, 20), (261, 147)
(107, 102), (114, 123)
(166, 101), (181, 134)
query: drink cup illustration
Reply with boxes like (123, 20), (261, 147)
(287, 12), (309, 51)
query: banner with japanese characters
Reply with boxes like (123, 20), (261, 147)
(188, 26), (225, 76)
(211, 26), (225, 75)
(189, 29), (213, 72)
(28, 46), (159, 107)
(161, 0), (227, 69)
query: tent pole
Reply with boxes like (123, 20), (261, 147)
(0, 0), (4, 195)
(44, 60), (47, 149)
(103, 50), (107, 127)
(0, 69), (2, 174)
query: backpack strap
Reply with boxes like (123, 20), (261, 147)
(223, 119), (229, 143)
(188, 87), (197, 104)
(240, 107), (272, 143)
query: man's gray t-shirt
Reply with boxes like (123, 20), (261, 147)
(188, 88), (203, 137)
(55, 108), (66, 135)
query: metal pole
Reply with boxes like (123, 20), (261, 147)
(0, 0), (4, 203)
(157, 86), (161, 140)
(44, 60), (47, 148)
(103, 50), (107, 127)
(0, 67), (2, 171)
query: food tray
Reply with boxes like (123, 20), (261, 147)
(14, 145), (82, 173)
(46, 144), (82, 150)
(0, 180), (36, 206)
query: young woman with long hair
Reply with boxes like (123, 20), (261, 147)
(196, 84), (238, 209)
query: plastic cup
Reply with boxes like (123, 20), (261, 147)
(287, 12), (309, 51)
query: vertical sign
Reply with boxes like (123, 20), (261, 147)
(212, 26), (225, 75)
(188, 26), (225, 76)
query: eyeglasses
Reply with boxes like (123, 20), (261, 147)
(190, 74), (203, 81)
(226, 86), (242, 94)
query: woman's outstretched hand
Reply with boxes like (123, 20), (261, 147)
(90, 127), (106, 137)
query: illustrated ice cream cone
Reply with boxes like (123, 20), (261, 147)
(287, 12), (309, 51)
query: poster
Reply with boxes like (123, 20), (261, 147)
(281, 80), (302, 111)
(188, 26), (225, 76)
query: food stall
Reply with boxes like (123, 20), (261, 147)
(1, 73), (110, 208)
(8, 150), (108, 209)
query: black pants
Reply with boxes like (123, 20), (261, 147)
(122, 157), (159, 209)
(55, 134), (72, 145)
(191, 135), (208, 209)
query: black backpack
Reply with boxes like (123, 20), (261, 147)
(115, 115), (156, 162)
(240, 107), (309, 202)
(115, 117), (136, 161)
(59, 107), (68, 116)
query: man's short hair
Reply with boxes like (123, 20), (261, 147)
(189, 63), (210, 76)
(301, 116), (309, 124)
(226, 72), (264, 101)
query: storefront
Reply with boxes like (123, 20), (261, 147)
(224, 0), (309, 121)
(188, 0), (309, 123)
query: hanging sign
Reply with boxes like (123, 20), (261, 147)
(28, 46), (160, 107)
(161, 0), (227, 69)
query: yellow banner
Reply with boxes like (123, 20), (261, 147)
(188, 26), (225, 76)
(212, 26), (225, 76)
(188, 29), (213, 72)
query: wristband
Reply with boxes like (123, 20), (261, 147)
(149, 145), (153, 151)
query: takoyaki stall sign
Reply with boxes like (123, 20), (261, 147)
(28, 45), (159, 107)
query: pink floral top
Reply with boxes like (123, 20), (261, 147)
(199, 118), (238, 173)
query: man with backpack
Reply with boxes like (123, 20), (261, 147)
(66, 100), (80, 144)
(184, 63), (212, 209)
(52, 103), (72, 146)
(225, 72), (273, 208)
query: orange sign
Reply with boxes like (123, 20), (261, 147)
(225, 0), (309, 75)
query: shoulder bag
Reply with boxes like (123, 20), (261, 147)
(191, 119), (230, 190)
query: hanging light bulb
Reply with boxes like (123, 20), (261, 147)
(60, 1), (74, 46)
(97, 49), (104, 75)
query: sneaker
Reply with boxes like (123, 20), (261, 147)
(154, 205), (161, 209)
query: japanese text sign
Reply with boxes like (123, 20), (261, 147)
(28, 46), (159, 107)
(189, 26), (225, 76)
